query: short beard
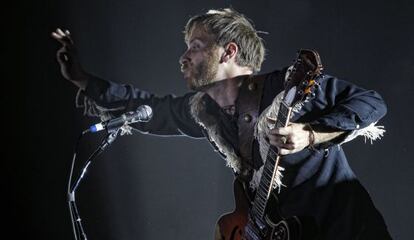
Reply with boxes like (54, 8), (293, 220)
(190, 46), (219, 90)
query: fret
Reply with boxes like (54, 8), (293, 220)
(258, 186), (269, 195)
(259, 180), (270, 190)
(258, 194), (267, 203)
(253, 203), (264, 214)
(262, 169), (273, 179)
(254, 200), (265, 210)
(262, 172), (273, 182)
(278, 108), (288, 116)
(260, 172), (272, 182)
(261, 177), (271, 186)
(255, 195), (266, 207)
(251, 207), (259, 218)
(260, 180), (269, 187)
(255, 204), (265, 214)
(259, 184), (268, 193)
(256, 196), (266, 206)
(265, 159), (275, 167)
(257, 193), (267, 203)
(256, 191), (266, 199)
(264, 168), (274, 178)
(255, 191), (265, 201)
(257, 208), (265, 216)
(266, 152), (277, 163)
(264, 163), (272, 171)
(256, 202), (266, 212)
(276, 120), (286, 128)
(266, 161), (276, 170)
(252, 206), (259, 215)
(277, 117), (287, 125)
(277, 114), (287, 121)
(257, 199), (266, 208)
(265, 161), (275, 171)
(262, 172), (272, 179)
(265, 164), (275, 173)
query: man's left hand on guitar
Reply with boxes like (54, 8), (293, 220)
(267, 121), (312, 155)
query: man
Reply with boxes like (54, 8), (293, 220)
(52, 8), (391, 239)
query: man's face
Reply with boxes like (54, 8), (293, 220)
(180, 26), (221, 90)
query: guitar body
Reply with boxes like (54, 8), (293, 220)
(215, 179), (249, 240)
(215, 180), (301, 240)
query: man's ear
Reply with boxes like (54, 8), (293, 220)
(220, 42), (238, 63)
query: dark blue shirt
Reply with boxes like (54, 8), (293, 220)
(77, 70), (391, 239)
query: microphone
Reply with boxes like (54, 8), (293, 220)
(87, 105), (153, 133)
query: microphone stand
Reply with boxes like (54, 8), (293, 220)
(67, 128), (120, 240)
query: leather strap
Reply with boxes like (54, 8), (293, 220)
(237, 74), (266, 169)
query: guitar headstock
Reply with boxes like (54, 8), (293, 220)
(283, 49), (323, 107)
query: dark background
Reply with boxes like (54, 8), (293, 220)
(7, 0), (414, 239)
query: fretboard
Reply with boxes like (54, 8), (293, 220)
(251, 101), (292, 219)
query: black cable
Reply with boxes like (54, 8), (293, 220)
(67, 129), (120, 240)
(67, 132), (86, 240)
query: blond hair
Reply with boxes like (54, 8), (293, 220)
(184, 8), (265, 72)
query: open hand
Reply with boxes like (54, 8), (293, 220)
(51, 28), (88, 89)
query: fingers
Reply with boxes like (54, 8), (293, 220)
(269, 138), (296, 155)
(279, 147), (295, 155)
(56, 28), (65, 36)
(269, 125), (292, 136)
(52, 28), (75, 64)
(56, 47), (70, 63)
(268, 135), (295, 155)
(268, 131), (289, 143)
(268, 133), (293, 146)
(51, 28), (74, 46)
(267, 123), (309, 155)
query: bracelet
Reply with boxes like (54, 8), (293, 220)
(305, 123), (316, 150)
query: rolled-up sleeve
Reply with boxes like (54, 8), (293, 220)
(309, 75), (387, 130)
(296, 74), (387, 145)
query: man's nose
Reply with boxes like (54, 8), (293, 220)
(179, 50), (190, 65)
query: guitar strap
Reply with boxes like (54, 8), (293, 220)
(236, 74), (266, 180)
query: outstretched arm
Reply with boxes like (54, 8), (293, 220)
(51, 28), (204, 138)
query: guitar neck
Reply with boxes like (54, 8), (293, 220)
(251, 101), (292, 219)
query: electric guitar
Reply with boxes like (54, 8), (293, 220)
(215, 49), (323, 240)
